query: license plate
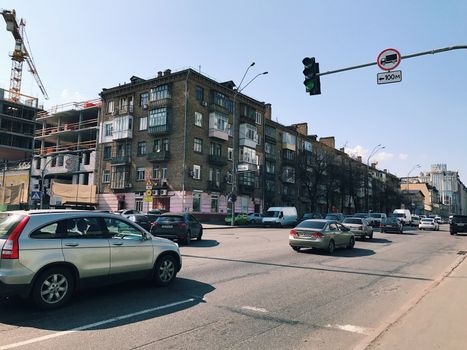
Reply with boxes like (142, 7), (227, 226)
(298, 232), (312, 237)
(161, 225), (173, 228)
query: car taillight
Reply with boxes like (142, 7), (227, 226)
(1, 216), (30, 260)
(311, 232), (324, 238)
(289, 229), (298, 238)
(380, 223), (384, 228)
(179, 222), (187, 229)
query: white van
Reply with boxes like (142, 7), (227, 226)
(393, 209), (412, 225)
(262, 207), (298, 227)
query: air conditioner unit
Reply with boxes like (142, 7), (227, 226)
(160, 189), (168, 196)
(152, 189), (159, 196)
(201, 101), (208, 107)
(143, 104), (148, 110)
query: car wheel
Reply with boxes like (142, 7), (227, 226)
(32, 267), (74, 310)
(291, 246), (301, 252)
(368, 231), (373, 240)
(197, 228), (203, 241)
(347, 237), (355, 249)
(182, 231), (191, 245)
(328, 240), (335, 254)
(153, 254), (177, 286)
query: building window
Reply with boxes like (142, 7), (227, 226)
(211, 195), (219, 213)
(107, 100), (114, 114)
(137, 141), (147, 156)
(35, 158), (41, 169)
(153, 166), (168, 180)
(153, 138), (169, 152)
(193, 165), (201, 180)
(136, 167), (145, 181)
(209, 112), (229, 132)
(210, 142), (222, 156)
(102, 170), (110, 183)
(51, 157), (56, 167)
(83, 152), (90, 165)
(103, 146), (112, 160)
(228, 148), (233, 161)
(135, 199), (143, 212)
(194, 112), (203, 127)
(211, 91), (233, 112)
(150, 85), (170, 101)
(255, 111), (262, 125)
(104, 123), (113, 137)
(57, 155), (64, 167)
(193, 192), (201, 212)
(140, 116), (147, 131)
(195, 86), (204, 102)
(149, 107), (167, 127)
(113, 116), (132, 133)
(194, 138), (203, 153)
(140, 92), (149, 106)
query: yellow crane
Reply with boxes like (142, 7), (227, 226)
(1, 9), (48, 101)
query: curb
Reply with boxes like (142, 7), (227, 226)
(353, 253), (467, 350)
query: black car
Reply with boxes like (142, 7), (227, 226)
(151, 213), (203, 245)
(298, 213), (323, 222)
(126, 214), (151, 231)
(450, 215), (467, 235)
(381, 216), (403, 234)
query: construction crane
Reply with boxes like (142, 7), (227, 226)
(1, 9), (48, 101)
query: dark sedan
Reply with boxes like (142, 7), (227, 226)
(126, 214), (151, 231)
(381, 216), (403, 234)
(151, 213), (203, 245)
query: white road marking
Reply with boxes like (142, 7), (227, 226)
(242, 306), (268, 313)
(326, 324), (371, 335)
(0, 298), (196, 350)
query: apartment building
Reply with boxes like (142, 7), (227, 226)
(30, 99), (100, 208)
(97, 70), (267, 215)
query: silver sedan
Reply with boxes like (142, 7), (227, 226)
(342, 217), (374, 239)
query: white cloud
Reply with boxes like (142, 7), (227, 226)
(399, 153), (409, 160)
(60, 89), (84, 103)
(345, 145), (367, 159)
(373, 151), (394, 162)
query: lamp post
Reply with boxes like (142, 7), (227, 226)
(365, 144), (385, 212)
(230, 64), (268, 226)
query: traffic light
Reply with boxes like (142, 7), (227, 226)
(302, 57), (321, 95)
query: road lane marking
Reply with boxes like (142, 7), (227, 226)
(0, 298), (196, 350)
(326, 324), (371, 335)
(242, 306), (268, 313)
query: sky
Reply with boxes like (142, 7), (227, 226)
(1, 0), (466, 183)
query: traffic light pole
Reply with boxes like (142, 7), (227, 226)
(316, 45), (467, 77)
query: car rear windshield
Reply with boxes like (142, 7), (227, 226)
(343, 218), (362, 224)
(0, 214), (26, 239)
(421, 219), (433, 222)
(156, 216), (183, 223)
(394, 213), (404, 217)
(297, 221), (326, 229)
(369, 213), (382, 218)
(452, 216), (467, 224)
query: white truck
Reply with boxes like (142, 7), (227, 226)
(262, 207), (298, 227)
(393, 209), (412, 225)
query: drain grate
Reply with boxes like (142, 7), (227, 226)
(457, 251), (467, 255)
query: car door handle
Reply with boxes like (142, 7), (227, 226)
(64, 243), (79, 247)
(112, 242), (124, 246)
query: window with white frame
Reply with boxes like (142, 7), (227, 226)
(113, 116), (132, 133)
(255, 111), (262, 125)
(150, 84), (170, 101)
(139, 116), (147, 131)
(135, 199), (144, 212)
(239, 147), (257, 164)
(209, 112), (229, 132)
(228, 147), (233, 161)
(107, 101), (114, 114)
(194, 112), (203, 127)
(193, 192), (201, 212)
(149, 107), (167, 127)
(282, 132), (296, 145)
(194, 138), (203, 153)
(136, 167), (146, 181)
(140, 92), (149, 106)
(193, 165), (201, 180)
(303, 140), (312, 152)
(102, 170), (110, 183)
(153, 166), (168, 180)
(104, 123), (113, 137)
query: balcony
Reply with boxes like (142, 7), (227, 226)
(238, 182), (255, 194)
(111, 155), (131, 165)
(149, 97), (172, 108)
(110, 181), (132, 190)
(281, 173), (295, 184)
(282, 156), (296, 166)
(209, 103), (230, 115)
(265, 152), (276, 161)
(147, 151), (170, 162)
(113, 129), (132, 140)
(208, 154), (228, 166)
(237, 162), (258, 172)
(148, 124), (171, 136)
(207, 181), (225, 192)
(265, 172), (276, 180)
(265, 133), (276, 144)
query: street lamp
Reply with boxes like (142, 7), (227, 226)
(406, 164), (421, 191)
(230, 63), (268, 226)
(365, 144), (385, 212)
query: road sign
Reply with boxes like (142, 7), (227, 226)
(31, 191), (41, 200)
(145, 185), (153, 190)
(377, 48), (401, 71)
(377, 70), (402, 84)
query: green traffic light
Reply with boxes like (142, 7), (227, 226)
(305, 80), (315, 91)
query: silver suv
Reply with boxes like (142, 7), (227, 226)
(0, 210), (182, 309)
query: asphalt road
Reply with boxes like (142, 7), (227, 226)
(1, 224), (466, 350)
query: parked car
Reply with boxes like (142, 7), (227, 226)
(342, 217), (374, 239)
(114, 209), (142, 218)
(127, 214), (151, 231)
(225, 213), (248, 225)
(289, 219), (355, 253)
(324, 213), (345, 223)
(368, 213), (387, 227)
(298, 213), (323, 223)
(393, 209), (412, 225)
(449, 215), (467, 235)
(419, 218), (439, 231)
(152, 213), (203, 244)
(262, 207), (298, 227)
(411, 215), (421, 226)
(0, 210), (181, 309)
(353, 213), (375, 227)
(247, 213), (264, 224)
(381, 216), (404, 234)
